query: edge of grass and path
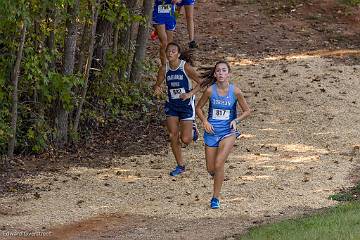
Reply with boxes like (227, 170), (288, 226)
(236, 181), (360, 240)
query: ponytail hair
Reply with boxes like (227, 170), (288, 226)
(166, 42), (195, 66)
(200, 60), (231, 88)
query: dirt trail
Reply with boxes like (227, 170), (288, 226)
(1, 0), (360, 239)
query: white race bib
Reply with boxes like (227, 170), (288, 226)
(158, 4), (171, 13)
(212, 109), (230, 120)
(170, 88), (185, 99)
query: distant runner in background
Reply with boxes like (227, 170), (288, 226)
(176, 0), (198, 48)
(152, 0), (182, 65)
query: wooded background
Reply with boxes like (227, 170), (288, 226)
(0, 0), (154, 158)
(1, 0), (359, 159)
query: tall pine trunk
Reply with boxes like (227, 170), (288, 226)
(94, 18), (113, 69)
(129, 0), (153, 83)
(8, 22), (27, 158)
(77, 22), (91, 74)
(118, 0), (138, 81)
(33, 19), (40, 103)
(111, 26), (119, 82)
(46, 7), (56, 70)
(73, 1), (99, 134)
(55, 0), (79, 147)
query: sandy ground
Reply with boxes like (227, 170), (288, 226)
(1, 55), (359, 240)
(1, 0), (360, 239)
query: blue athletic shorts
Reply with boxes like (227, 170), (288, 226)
(177, 0), (196, 6)
(164, 102), (195, 120)
(204, 130), (240, 148)
(152, 15), (176, 31)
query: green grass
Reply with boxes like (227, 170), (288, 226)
(339, 0), (360, 6)
(240, 202), (360, 240)
(329, 182), (360, 202)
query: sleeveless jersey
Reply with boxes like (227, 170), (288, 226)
(207, 84), (237, 134)
(165, 60), (193, 107)
(153, 0), (175, 21)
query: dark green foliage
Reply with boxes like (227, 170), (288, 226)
(339, 0), (360, 6)
(0, 0), (154, 155)
(328, 182), (360, 202)
(329, 193), (355, 202)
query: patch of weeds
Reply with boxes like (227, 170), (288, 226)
(329, 182), (360, 202)
(338, 0), (360, 6)
(329, 193), (355, 201)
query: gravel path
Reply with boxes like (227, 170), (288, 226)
(1, 56), (359, 240)
(1, 0), (360, 239)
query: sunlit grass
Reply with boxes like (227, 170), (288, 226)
(239, 202), (360, 240)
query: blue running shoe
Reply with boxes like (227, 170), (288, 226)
(192, 121), (199, 142)
(170, 165), (185, 177)
(210, 197), (220, 209)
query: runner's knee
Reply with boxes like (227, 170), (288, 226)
(160, 39), (168, 49)
(169, 131), (179, 141)
(214, 161), (225, 172)
(181, 135), (191, 145)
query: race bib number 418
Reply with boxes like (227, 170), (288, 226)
(212, 109), (230, 120)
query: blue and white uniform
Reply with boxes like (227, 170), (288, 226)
(177, 0), (196, 7)
(164, 60), (195, 121)
(204, 84), (240, 147)
(153, 0), (176, 31)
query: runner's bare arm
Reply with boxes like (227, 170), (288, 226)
(153, 65), (166, 96)
(196, 87), (214, 134)
(234, 86), (251, 122)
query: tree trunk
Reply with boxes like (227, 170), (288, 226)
(46, 7), (56, 70)
(118, 26), (131, 81)
(77, 22), (91, 74)
(76, 0), (93, 75)
(44, 7), (57, 130)
(118, 0), (138, 81)
(33, 19), (40, 103)
(119, 0), (138, 48)
(125, 21), (138, 78)
(55, 0), (79, 147)
(7, 22), (27, 158)
(111, 26), (119, 82)
(63, 0), (79, 76)
(73, 1), (99, 134)
(94, 17), (113, 69)
(129, 0), (153, 83)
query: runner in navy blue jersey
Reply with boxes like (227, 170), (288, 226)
(153, 42), (202, 176)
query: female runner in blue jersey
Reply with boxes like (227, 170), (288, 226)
(152, 0), (182, 65)
(176, 0), (198, 48)
(153, 42), (202, 176)
(196, 61), (251, 209)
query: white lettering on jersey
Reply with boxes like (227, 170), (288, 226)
(167, 74), (184, 81)
(213, 99), (231, 106)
